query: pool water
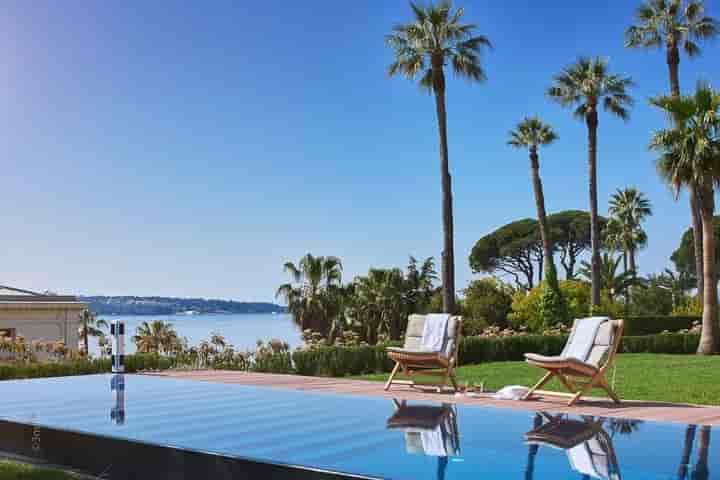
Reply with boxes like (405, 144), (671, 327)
(0, 374), (715, 479)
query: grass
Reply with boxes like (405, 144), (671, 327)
(358, 354), (720, 406)
(0, 461), (79, 480)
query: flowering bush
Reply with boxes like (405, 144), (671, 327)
(0, 335), (72, 363)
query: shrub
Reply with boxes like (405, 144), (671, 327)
(461, 316), (489, 336)
(459, 334), (568, 364)
(0, 353), (175, 381)
(672, 297), (702, 316)
(622, 315), (700, 336)
(620, 333), (699, 354)
(288, 332), (700, 377)
(252, 340), (293, 373)
(292, 343), (396, 377)
(462, 278), (514, 327)
(510, 280), (590, 332)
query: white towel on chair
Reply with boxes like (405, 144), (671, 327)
(563, 317), (606, 362)
(421, 314), (449, 352)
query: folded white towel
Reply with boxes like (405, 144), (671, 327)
(562, 317), (607, 362)
(492, 385), (530, 400)
(421, 314), (449, 352)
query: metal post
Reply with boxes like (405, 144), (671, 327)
(110, 320), (125, 374)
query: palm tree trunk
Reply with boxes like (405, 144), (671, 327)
(678, 424), (696, 480)
(698, 186), (718, 354)
(626, 246), (636, 304)
(530, 147), (558, 291)
(538, 251), (543, 284)
(586, 109), (601, 307)
(667, 45), (681, 98)
(666, 44), (704, 304)
(524, 413), (543, 480)
(432, 62), (456, 314)
(83, 326), (88, 356)
(622, 252), (628, 274)
(693, 426), (711, 480)
(690, 186), (705, 303)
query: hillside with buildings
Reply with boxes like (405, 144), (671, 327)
(80, 296), (286, 316)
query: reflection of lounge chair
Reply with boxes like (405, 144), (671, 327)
(386, 400), (460, 457)
(385, 315), (463, 392)
(523, 317), (624, 406)
(525, 413), (621, 480)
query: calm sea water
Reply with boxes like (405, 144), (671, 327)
(90, 313), (301, 355)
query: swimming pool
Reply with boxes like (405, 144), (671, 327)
(0, 374), (715, 479)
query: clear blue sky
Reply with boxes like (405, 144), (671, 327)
(2, 1), (718, 302)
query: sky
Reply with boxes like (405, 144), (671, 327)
(2, 1), (719, 302)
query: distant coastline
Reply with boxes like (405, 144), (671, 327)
(79, 296), (287, 316)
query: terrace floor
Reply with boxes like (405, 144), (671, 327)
(145, 370), (720, 425)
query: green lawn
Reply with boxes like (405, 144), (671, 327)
(359, 354), (720, 406)
(0, 461), (78, 480)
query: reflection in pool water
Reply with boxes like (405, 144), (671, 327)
(382, 399), (714, 480)
(110, 374), (125, 425)
(386, 400), (460, 480)
(525, 413), (621, 480)
(0, 374), (714, 480)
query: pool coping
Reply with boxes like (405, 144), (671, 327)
(143, 370), (720, 426)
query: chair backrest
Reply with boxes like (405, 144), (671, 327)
(561, 317), (623, 368)
(403, 314), (462, 361)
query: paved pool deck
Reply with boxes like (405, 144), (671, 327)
(143, 370), (720, 425)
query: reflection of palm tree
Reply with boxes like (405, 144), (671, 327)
(691, 426), (711, 480)
(678, 424), (697, 480)
(607, 418), (643, 438)
(525, 414), (543, 480)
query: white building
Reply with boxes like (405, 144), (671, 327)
(0, 285), (86, 353)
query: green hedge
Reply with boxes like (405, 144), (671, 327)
(293, 344), (397, 377)
(622, 315), (699, 336)
(620, 333), (699, 354)
(0, 354), (175, 381)
(290, 333), (700, 377)
(459, 334), (569, 364)
(0, 334), (702, 381)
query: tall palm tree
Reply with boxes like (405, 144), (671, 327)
(77, 309), (108, 356)
(275, 253), (343, 336)
(132, 320), (179, 354)
(547, 57), (634, 307)
(508, 117), (560, 293)
(604, 217), (648, 273)
(386, 1), (491, 313)
(650, 83), (720, 354)
(626, 0), (718, 303)
(607, 187), (653, 275)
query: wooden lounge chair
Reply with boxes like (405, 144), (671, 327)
(384, 315), (462, 392)
(525, 413), (621, 480)
(523, 317), (624, 406)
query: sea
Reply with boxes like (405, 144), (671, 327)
(90, 313), (302, 356)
